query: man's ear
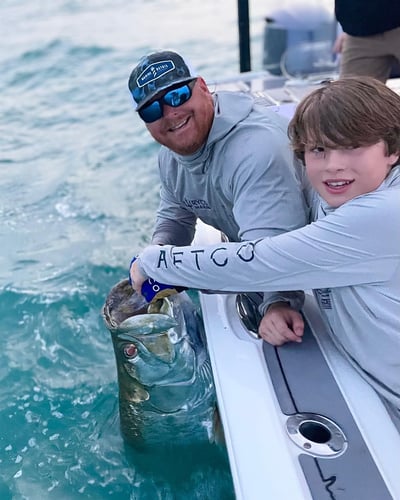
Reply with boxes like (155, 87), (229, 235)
(197, 77), (209, 90)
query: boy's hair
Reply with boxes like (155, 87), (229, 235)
(288, 76), (400, 166)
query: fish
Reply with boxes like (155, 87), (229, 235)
(102, 278), (218, 450)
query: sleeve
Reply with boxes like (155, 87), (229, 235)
(138, 192), (399, 292)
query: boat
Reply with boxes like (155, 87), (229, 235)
(192, 72), (400, 499)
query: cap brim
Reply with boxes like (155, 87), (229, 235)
(135, 77), (196, 111)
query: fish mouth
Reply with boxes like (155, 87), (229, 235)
(102, 278), (148, 328)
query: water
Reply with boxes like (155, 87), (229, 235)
(1, 0), (338, 497)
(0, 0), (276, 498)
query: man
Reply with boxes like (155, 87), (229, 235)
(333, 0), (400, 82)
(128, 49), (308, 340)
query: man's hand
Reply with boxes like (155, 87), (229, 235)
(129, 257), (147, 295)
(258, 302), (304, 346)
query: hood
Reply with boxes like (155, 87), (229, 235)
(386, 164), (400, 187)
(168, 91), (254, 174)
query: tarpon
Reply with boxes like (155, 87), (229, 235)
(102, 279), (218, 450)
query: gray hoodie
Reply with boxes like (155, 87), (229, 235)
(139, 166), (400, 410)
(151, 91), (309, 311)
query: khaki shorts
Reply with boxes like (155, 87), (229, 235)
(340, 27), (400, 82)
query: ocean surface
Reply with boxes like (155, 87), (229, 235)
(0, 1), (333, 498)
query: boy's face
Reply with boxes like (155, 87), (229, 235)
(145, 78), (214, 156)
(304, 141), (398, 207)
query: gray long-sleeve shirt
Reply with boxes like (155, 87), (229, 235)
(139, 166), (400, 409)
(151, 91), (310, 311)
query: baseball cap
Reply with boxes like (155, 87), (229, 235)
(128, 50), (196, 111)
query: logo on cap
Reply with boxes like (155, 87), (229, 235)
(136, 60), (175, 88)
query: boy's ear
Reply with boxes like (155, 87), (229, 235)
(388, 152), (399, 166)
(387, 151), (400, 167)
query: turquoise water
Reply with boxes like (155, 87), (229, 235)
(0, 0), (271, 498)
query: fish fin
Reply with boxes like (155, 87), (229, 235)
(211, 405), (226, 447)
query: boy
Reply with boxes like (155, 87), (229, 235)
(130, 77), (400, 425)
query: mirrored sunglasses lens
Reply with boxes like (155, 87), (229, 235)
(163, 85), (191, 107)
(139, 101), (162, 123)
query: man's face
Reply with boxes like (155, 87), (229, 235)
(144, 78), (214, 156)
(304, 141), (398, 207)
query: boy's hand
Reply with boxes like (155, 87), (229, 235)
(258, 302), (304, 345)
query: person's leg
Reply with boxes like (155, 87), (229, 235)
(340, 34), (393, 82)
(386, 27), (400, 77)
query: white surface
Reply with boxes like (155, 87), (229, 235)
(200, 292), (313, 500)
(194, 220), (400, 500)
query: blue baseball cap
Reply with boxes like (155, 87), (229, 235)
(128, 50), (196, 111)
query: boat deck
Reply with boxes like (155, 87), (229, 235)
(210, 70), (400, 103)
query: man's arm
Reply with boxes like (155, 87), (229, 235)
(224, 119), (309, 322)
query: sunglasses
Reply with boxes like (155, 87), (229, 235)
(138, 79), (197, 123)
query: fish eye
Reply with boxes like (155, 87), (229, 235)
(123, 343), (138, 359)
